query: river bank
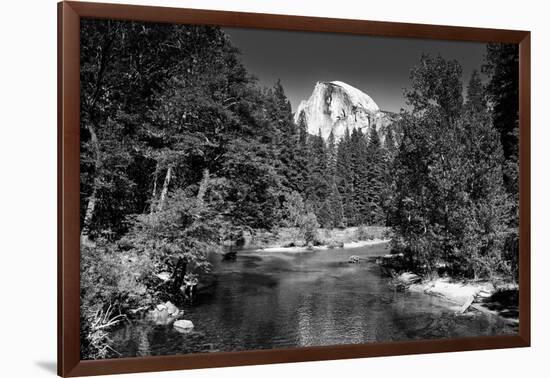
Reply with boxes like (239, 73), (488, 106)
(98, 228), (517, 359)
(252, 239), (390, 253)
(390, 271), (519, 325)
(240, 228), (518, 325)
(110, 242), (516, 358)
(239, 226), (390, 253)
(239, 227), (518, 325)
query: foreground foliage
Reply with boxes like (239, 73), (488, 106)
(79, 19), (519, 358)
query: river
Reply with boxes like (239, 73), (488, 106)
(110, 242), (517, 357)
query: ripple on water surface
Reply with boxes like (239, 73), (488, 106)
(109, 243), (518, 358)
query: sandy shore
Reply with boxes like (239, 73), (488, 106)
(405, 276), (519, 323)
(409, 278), (492, 307)
(249, 239), (390, 253)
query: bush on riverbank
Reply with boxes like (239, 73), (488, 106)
(354, 225), (389, 241)
(80, 240), (156, 359)
(299, 212), (321, 244)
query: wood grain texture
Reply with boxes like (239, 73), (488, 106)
(58, 2), (82, 376)
(67, 1), (528, 42)
(57, 1), (531, 376)
(518, 33), (531, 346)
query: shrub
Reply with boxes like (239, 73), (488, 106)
(80, 240), (155, 359)
(299, 212), (320, 244)
(282, 191), (306, 227)
(502, 230), (519, 282)
(355, 225), (374, 241)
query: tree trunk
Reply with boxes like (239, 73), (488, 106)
(172, 258), (187, 293)
(81, 123), (101, 243)
(150, 162), (159, 214)
(80, 28), (115, 243)
(196, 169), (210, 208)
(81, 189), (98, 244)
(157, 166), (173, 211)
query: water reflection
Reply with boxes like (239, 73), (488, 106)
(110, 243), (517, 357)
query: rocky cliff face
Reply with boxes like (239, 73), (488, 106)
(294, 81), (397, 143)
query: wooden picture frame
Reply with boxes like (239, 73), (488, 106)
(58, 1), (531, 376)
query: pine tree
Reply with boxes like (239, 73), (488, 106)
(483, 44), (519, 169)
(336, 128), (356, 226)
(384, 128), (398, 158)
(391, 55), (513, 278)
(482, 43), (519, 210)
(289, 111), (311, 195)
(327, 130), (337, 177)
(465, 70), (485, 113)
(381, 127), (398, 225)
(326, 180), (344, 228)
(459, 70), (514, 278)
(350, 128), (369, 225)
(265, 80), (300, 194)
(482, 44), (519, 279)
(306, 130), (330, 226)
(321, 129), (344, 228)
(365, 126), (385, 225)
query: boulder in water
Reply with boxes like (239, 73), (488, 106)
(156, 303), (167, 311)
(165, 301), (179, 316)
(174, 319), (194, 332)
(148, 301), (182, 325)
(348, 255), (361, 263)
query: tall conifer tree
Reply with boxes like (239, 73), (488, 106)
(350, 128), (369, 225)
(365, 127), (385, 224)
(336, 128), (356, 226)
(306, 130), (330, 225)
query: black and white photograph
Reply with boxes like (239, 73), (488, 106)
(79, 18), (520, 360)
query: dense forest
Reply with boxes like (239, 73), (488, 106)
(79, 19), (519, 358)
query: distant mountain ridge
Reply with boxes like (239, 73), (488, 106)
(294, 81), (398, 144)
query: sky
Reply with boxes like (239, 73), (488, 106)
(223, 27), (487, 113)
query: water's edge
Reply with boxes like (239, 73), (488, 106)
(109, 243), (518, 358)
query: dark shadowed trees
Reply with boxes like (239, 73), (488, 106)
(336, 128), (356, 226)
(305, 130), (331, 226)
(483, 43), (519, 212)
(365, 127), (385, 225)
(79, 23), (519, 358)
(390, 55), (514, 278)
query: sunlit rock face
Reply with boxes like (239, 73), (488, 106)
(294, 81), (396, 143)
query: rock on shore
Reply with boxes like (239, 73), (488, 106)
(408, 277), (495, 310)
(148, 301), (182, 325)
(173, 319), (194, 332)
